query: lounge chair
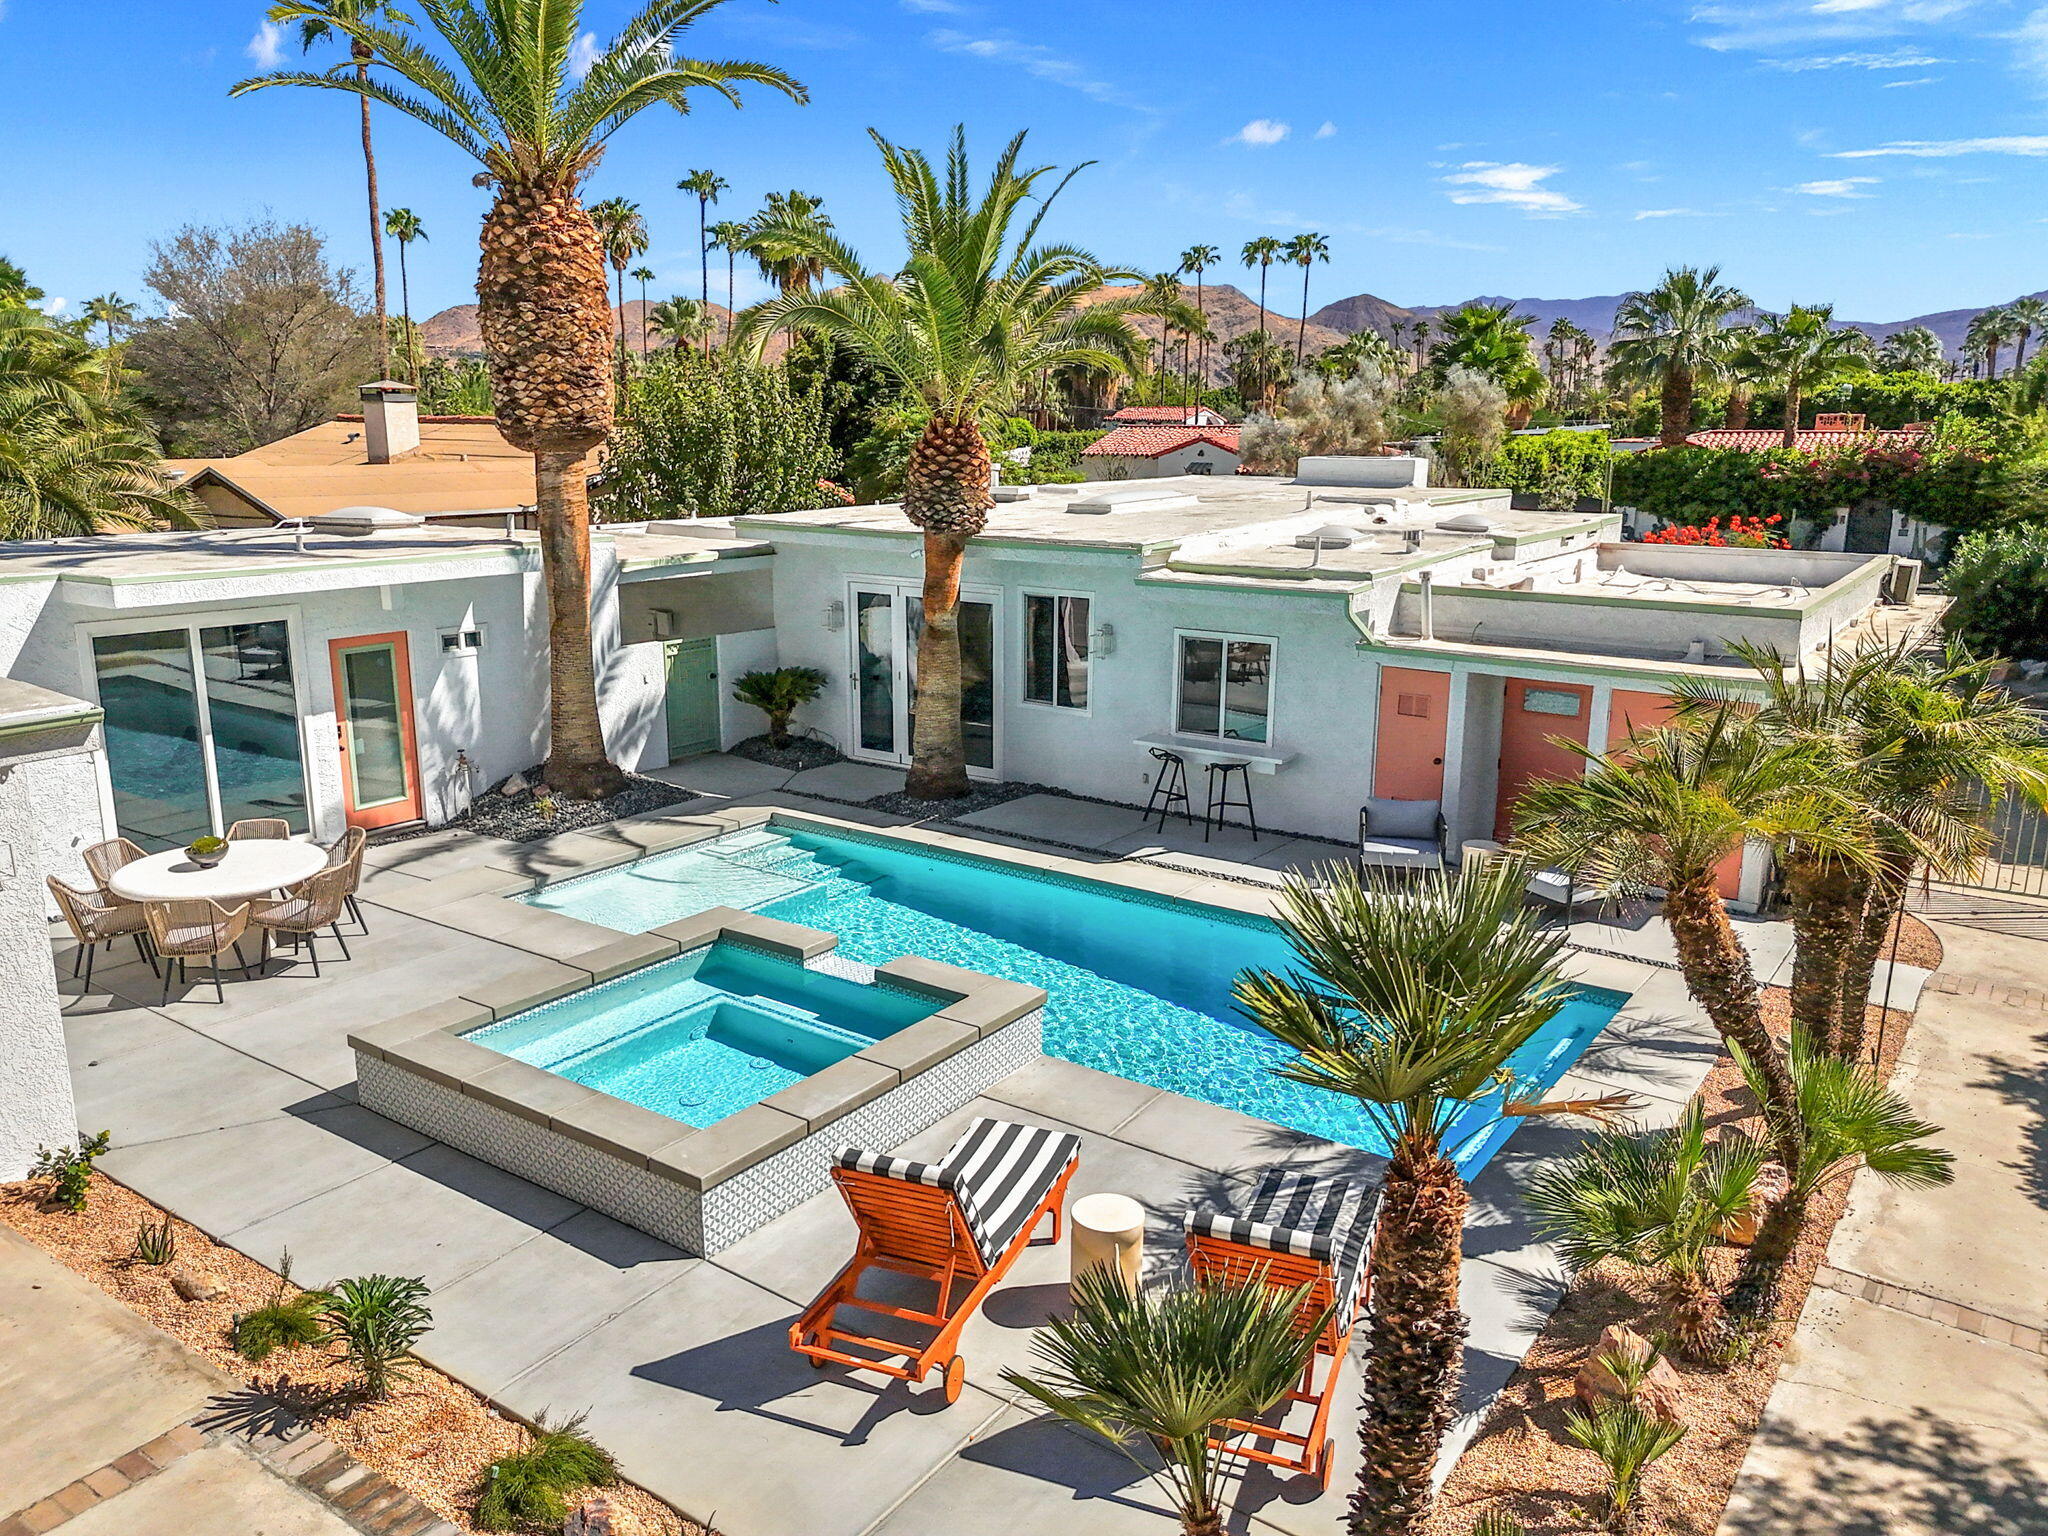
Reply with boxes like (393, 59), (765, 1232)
(791, 1116), (1081, 1403)
(1184, 1167), (1381, 1488)
(1357, 797), (1446, 874)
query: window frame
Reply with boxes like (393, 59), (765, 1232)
(1172, 627), (1278, 745)
(1019, 589), (1094, 714)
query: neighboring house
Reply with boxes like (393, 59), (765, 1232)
(163, 383), (550, 530)
(1081, 424), (1242, 481)
(2, 454), (1934, 917)
(1675, 420), (1941, 558)
(1108, 405), (1233, 427)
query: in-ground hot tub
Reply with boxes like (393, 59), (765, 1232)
(349, 906), (1044, 1255)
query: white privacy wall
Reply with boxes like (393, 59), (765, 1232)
(0, 743), (81, 1177)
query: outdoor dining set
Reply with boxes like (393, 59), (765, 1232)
(48, 821), (369, 1004)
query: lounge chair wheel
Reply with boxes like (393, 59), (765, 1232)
(1315, 1437), (1336, 1490)
(941, 1354), (965, 1405)
(808, 1354), (829, 1370)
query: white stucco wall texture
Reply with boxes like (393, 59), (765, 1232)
(0, 745), (83, 1178)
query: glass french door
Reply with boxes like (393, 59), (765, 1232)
(330, 633), (424, 829)
(847, 581), (996, 773)
(91, 620), (309, 851)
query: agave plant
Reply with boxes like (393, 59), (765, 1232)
(1003, 1267), (1330, 1536)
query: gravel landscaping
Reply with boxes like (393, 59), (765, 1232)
(384, 769), (701, 845)
(727, 733), (844, 772)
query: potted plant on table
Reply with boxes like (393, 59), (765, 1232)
(184, 835), (229, 869)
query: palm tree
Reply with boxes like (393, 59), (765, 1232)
(1963, 307), (2008, 381)
(743, 189), (831, 294)
(1235, 860), (1617, 1535)
(380, 208), (426, 383)
(1241, 236), (1282, 325)
(1431, 303), (1547, 425)
(646, 296), (712, 351)
(1524, 1103), (1764, 1359)
(1726, 1029), (1954, 1318)
(1607, 266), (1751, 446)
(2007, 296), (2048, 374)
(1718, 328), (1763, 430)
(1284, 232), (1329, 365)
(1179, 243), (1220, 395)
(237, 0), (805, 802)
(270, 0), (412, 377)
(1005, 1268), (1331, 1536)
(707, 218), (750, 345)
(1410, 317), (1431, 374)
(1877, 324), (1945, 376)
(677, 168), (726, 350)
(736, 128), (1140, 799)
(590, 196), (649, 391)
(80, 295), (137, 389)
(0, 257), (44, 309)
(1225, 328), (1291, 413)
(629, 265), (656, 353)
(1732, 305), (1872, 447)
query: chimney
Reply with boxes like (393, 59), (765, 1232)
(359, 381), (420, 464)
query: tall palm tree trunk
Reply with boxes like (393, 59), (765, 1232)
(1780, 854), (1868, 1051)
(698, 196), (711, 350)
(355, 50), (389, 377)
(902, 416), (990, 801)
(396, 240), (416, 384)
(613, 266), (629, 391)
(1352, 1149), (1467, 1536)
(1726, 1187), (1811, 1322)
(1296, 264), (1310, 366)
(724, 247), (736, 348)
(535, 449), (618, 799)
(1659, 363), (1693, 446)
(1257, 263), (1270, 326)
(1835, 849), (1914, 1060)
(1780, 385), (1802, 449)
(1725, 386), (1752, 431)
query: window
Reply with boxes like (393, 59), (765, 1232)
(1521, 687), (1583, 717)
(1023, 593), (1090, 709)
(1176, 632), (1273, 743)
(440, 625), (485, 656)
(1185, 459), (1215, 476)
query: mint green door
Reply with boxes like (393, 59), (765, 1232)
(664, 638), (721, 760)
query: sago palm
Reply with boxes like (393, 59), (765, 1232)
(1005, 1267), (1332, 1536)
(1235, 860), (1609, 1536)
(1607, 266), (1750, 446)
(1725, 1028), (1953, 1317)
(1523, 1102), (1764, 1359)
(237, 0), (805, 801)
(1731, 305), (1872, 446)
(735, 126), (1142, 799)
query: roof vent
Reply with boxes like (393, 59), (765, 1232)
(1293, 523), (1359, 550)
(1436, 511), (1494, 533)
(307, 505), (425, 537)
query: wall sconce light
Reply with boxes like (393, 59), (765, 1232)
(1090, 623), (1116, 659)
(650, 608), (677, 639)
(823, 599), (846, 632)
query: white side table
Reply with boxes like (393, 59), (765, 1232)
(1070, 1193), (1145, 1292)
(1460, 837), (1506, 871)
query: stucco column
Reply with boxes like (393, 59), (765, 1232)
(1584, 684), (1613, 772)
(0, 688), (95, 1179)
(1437, 666), (1473, 845)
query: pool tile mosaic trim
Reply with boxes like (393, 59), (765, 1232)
(348, 906), (1047, 1256)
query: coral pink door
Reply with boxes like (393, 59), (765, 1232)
(1373, 667), (1451, 801)
(1607, 688), (1744, 899)
(329, 633), (423, 830)
(1494, 679), (1593, 839)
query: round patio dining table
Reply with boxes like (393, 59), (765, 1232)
(108, 839), (327, 906)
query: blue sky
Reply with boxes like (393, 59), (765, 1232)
(4, 0), (2048, 325)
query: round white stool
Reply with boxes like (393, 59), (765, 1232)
(1069, 1193), (1145, 1292)
(1460, 837), (1506, 871)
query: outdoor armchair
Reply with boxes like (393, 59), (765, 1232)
(48, 875), (153, 991)
(1357, 796), (1447, 873)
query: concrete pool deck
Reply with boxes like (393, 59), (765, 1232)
(49, 794), (1723, 1536)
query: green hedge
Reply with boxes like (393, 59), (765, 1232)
(1943, 523), (2048, 658)
(1488, 430), (1614, 506)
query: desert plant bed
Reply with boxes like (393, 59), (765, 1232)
(0, 1171), (697, 1536)
(1421, 985), (1921, 1536)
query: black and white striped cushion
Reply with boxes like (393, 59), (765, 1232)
(939, 1118), (1082, 1267)
(833, 1146), (946, 1186)
(1186, 1167), (1379, 1313)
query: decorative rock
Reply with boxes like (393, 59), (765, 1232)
(1719, 1161), (1791, 1247)
(496, 772), (531, 798)
(168, 1266), (225, 1303)
(1574, 1325), (1684, 1426)
(564, 1495), (620, 1536)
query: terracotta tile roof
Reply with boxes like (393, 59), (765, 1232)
(1683, 427), (1930, 453)
(1081, 425), (1242, 459)
(1108, 406), (1232, 424)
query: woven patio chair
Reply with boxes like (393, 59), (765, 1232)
(227, 818), (291, 840)
(81, 837), (147, 893)
(143, 898), (254, 1005)
(322, 826), (369, 933)
(48, 876), (154, 990)
(250, 864), (355, 976)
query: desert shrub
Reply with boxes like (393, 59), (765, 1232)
(1944, 523), (2048, 658)
(131, 1213), (178, 1266)
(731, 667), (828, 748)
(475, 1413), (619, 1531)
(232, 1251), (333, 1361)
(31, 1131), (111, 1213)
(323, 1274), (432, 1396)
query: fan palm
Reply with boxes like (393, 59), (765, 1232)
(1735, 305), (1873, 445)
(1564, 1397), (1686, 1532)
(236, 0), (805, 802)
(678, 167), (726, 345)
(1964, 307), (2010, 379)
(2007, 296), (2048, 374)
(590, 196), (649, 390)
(270, 0), (414, 377)
(1725, 1028), (1953, 1317)
(1226, 328), (1292, 412)
(381, 208), (426, 382)
(1607, 266), (1750, 446)
(1005, 1268), (1332, 1536)
(629, 265), (656, 352)
(1523, 1103), (1764, 1359)
(1431, 303), (1547, 425)
(1235, 860), (1618, 1535)
(1180, 243), (1221, 393)
(743, 189), (831, 294)
(707, 218), (750, 345)
(1284, 232), (1329, 365)
(734, 127), (1142, 799)
(1877, 324), (1945, 377)
(646, 296), (711, 351)
(1241, 236), (1283, 324)
(80, 295), (137, 389)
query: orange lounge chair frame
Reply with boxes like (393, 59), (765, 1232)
(791, 1158), (1077, 1402)
(1186, 1229), (1371, 1488)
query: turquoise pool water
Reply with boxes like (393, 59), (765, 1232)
(471, 943), (940, 1127)
(525, 825), (1625, 1164)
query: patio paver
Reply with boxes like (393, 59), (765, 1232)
(650, 753), (796, 800)
(783, 761), (907, 801)
(952, 794), (1157, 850)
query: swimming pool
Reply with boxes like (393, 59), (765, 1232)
(526, 822), (1624, 1165)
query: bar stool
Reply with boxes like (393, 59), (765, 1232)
(1145, 747), (1196, 830)
(1204, 758), (1258, 843)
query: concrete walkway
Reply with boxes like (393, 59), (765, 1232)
(1719, 921), (2048, 1535)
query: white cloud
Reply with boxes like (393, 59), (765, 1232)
(38, 297), (66, 315)
(1792, 175), (1880, 195)
(926, 31), (1144, 109)
(1760, 47), (1946, 69)
(1882, 75), (1940, 85)
(246, 20), (286, 68)
(1690, 1), (1984, 52)
(1314, 120), (1337, 139)
(1635, 207), (1712, 219)
(1230, 119), (1290, 146)
(1832, 135), (2048, 156)
(1439, 161), (1582, 215)
(568, 31), (599, 79)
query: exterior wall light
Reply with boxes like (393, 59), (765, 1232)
(823, 599), (846, 632)
(1090, 623), (1117, 658)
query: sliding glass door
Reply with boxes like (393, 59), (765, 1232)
(91, 619), (309, 850)
(846, 581), (996, 773)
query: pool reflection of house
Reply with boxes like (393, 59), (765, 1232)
(0, 449), (1935, 912)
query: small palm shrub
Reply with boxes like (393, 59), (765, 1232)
(31, 1131), (111, 1213)
(474, 1413), (620, 1531)
(1472, 1515), (1525, 1536)
(1564, 1393), (1685, 1532)
(232, 1253), (333, 1362)
(731, 666), (828, 749)
(131, 1213), (178, 1266)
(323, 1274), (432, 1396)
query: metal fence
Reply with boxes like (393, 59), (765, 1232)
(1940, 793), (2048, 901)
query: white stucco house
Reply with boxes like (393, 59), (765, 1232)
(1081, 424), (1242, 481)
